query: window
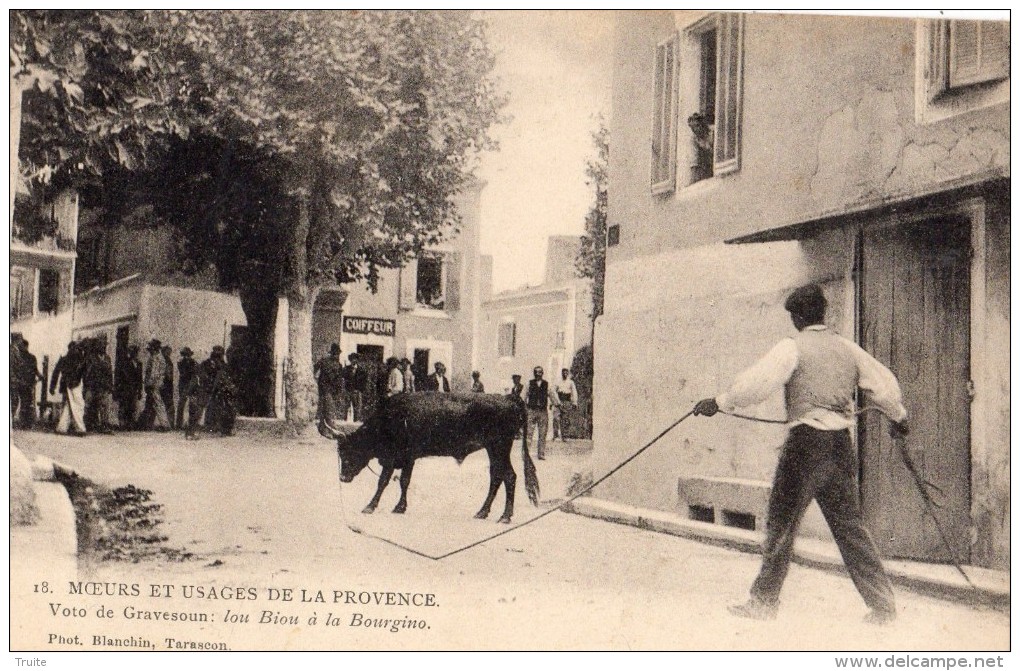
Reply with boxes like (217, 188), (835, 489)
(415, 253), (445, 310)
(38, 269), (60, 314)
(689, 29), (717, 182)
(555, 330), (566, 350)
(498, 322), (516, 358)
(928, 19), (1009, 100)
(651, 34), (679, 193)
(607, 224), (620, 247)
(686, 13), (744, 183)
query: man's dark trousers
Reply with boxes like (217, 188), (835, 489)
(751, 425), (895, 615)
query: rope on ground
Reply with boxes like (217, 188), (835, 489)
(337, 408), (697, 561)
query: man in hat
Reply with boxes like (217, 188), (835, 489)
(343, 353), (368, 422)
(52, 340), (87, 435)
(204, 345), (237, 436)
(424, 361), (450, 393)
(509, 374), (524, 401)
(115, 344), (144, 429)
(315, 344), (346, 433)
(693, 283), (909, 625)
(11, 335), (42, 428)
(140, 339), (171, 430)
(385, 356), (404, 398)
(83, 337), (116, 434)
(400, 358), (416, 393)
(160, 345), (176, 428)
(176, 347), (198, 430)
(525, 366), (551, 459)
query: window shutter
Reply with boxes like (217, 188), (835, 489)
(651, 34), (679, 193)
(399, 258), (418, 311)
(928, 20), (951, 101)
(713, 13), (744, 175)
(950, 20), (1009, 88)
(444, 251), (461, 312)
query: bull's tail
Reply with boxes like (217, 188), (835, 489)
(520, 402), (540, 506)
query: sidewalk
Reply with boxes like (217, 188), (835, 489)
(10, 448), (78, 632)
(564, 496), (1009, 610)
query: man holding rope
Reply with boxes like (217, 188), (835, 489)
(693, 283), (909, 625)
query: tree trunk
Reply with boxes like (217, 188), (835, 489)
(283, 185), (318, 427)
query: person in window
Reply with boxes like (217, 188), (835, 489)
(693, 283), (907, 625)
(471, 371), (485, 393)
(525, 367), (550, 460)
(552, 368), (579, 441)
(688, 112), (715, 181)
(425, 362), (451, 393)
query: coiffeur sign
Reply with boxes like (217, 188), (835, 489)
(342, 316), (396, 337)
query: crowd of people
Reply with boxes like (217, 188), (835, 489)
(313, 344), (583, 454)
(9, 335), (237, 439)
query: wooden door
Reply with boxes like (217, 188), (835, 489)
(859, 215), (971, 563)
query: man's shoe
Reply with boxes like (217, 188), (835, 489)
(727, 599), (777, 620)
(863, 610), (896, 626)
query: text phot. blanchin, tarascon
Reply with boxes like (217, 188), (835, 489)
(8, 8), (1010, 655)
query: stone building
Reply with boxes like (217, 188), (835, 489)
(70, 181), (486, 416)
(10, 189), (80, 402)
(477, 236), (593, 400)
(593, 12), (1009, 569)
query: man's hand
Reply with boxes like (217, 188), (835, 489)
(889, 419), (910, 440)
(693, 398), (719, 417)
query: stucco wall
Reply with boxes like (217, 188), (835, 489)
(607, 11), (1010, 264)
(139, 284), (247, 362)
(478, 288), (576, 396)
(593, 234), (854, 529)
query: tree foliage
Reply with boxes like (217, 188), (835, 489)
(165, 9), (505, 291)
(10, 11), (197, 188)
(576, 118), (608, 321)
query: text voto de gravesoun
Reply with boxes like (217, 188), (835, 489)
(23, 580), (442, 650)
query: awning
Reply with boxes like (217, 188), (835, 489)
(726, 170), (1008, 244)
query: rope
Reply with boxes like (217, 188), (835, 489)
(338, 402), (977, 592)
(719, 405), (887, 425)
(337, 408), (697, 561)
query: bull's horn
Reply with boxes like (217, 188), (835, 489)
(318, 420), (347, 441)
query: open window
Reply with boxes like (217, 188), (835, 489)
(650, 34), (679, 194)
(685, 13), (744, 184)
(415, 253), (445, 310)
(399, 251), (461, 314)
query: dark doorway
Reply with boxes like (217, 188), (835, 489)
(859, 214), (971, 563)
(413, 348), (430, 389)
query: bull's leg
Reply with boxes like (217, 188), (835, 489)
(363, 464), (394, 514)
(496, 447), (517, 524)
(393, 462), (414, 514)
(474, 462), (503, 520)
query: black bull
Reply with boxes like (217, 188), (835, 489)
(335, 393), (540, 523)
